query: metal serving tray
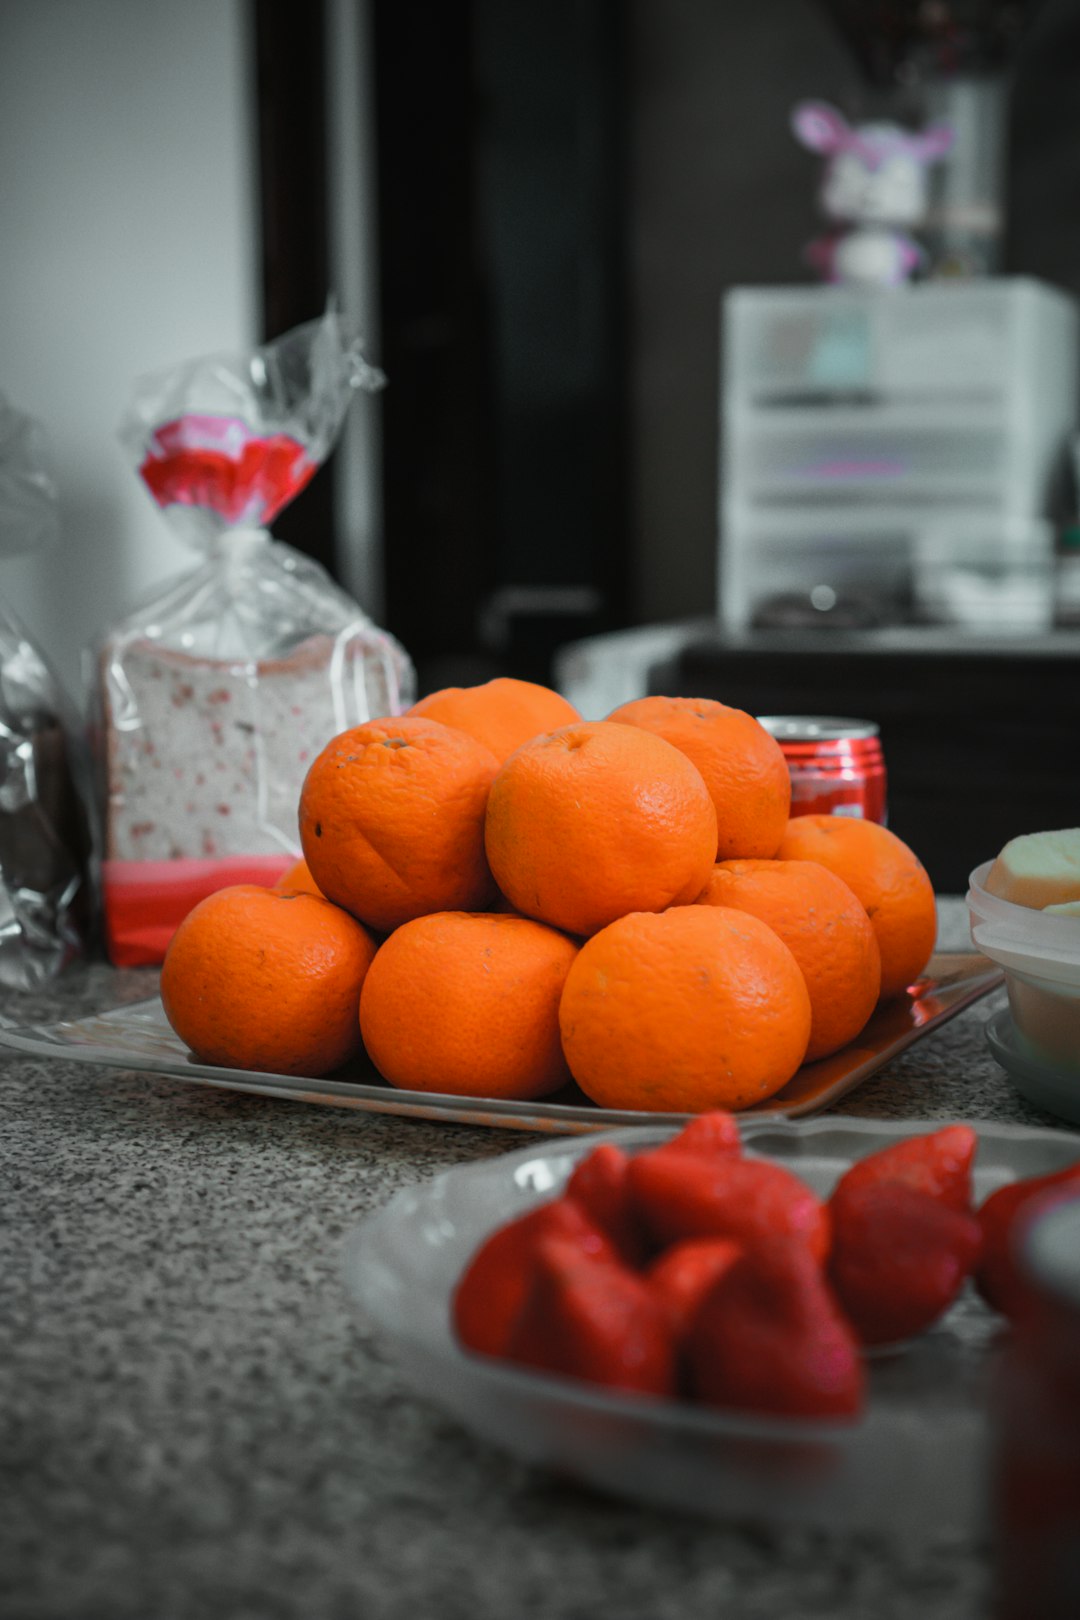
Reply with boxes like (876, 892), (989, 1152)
(0, 951), (1001, 1134)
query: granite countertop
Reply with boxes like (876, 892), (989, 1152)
(0, 899), (1067, 1620)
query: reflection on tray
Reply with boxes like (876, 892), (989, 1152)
(0, 952), (1003, 1134)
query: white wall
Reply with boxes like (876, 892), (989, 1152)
(0, 0), (259, 697)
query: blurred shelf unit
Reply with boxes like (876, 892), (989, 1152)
(718, 279), (1079, 632)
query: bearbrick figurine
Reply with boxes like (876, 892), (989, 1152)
(792, 100), (954, 287)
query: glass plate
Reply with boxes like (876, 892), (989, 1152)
(343, 1115), (1080, 1539)
(0, 951), (1001, 1135)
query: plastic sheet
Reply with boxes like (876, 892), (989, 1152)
(92, 311), (414, 966)
(0, 395), (93, 988)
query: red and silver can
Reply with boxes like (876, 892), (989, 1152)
(757, 716), (887, 825)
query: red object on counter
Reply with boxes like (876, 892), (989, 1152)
(757, 716), (887, 825)
(992, 1193), (1080, 1620)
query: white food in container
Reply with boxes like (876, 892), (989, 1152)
(969, 859), (1080, 1074)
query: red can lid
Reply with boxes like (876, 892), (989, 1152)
(757, 716), (880, 743)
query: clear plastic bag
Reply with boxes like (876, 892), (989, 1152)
(92, 311), (414, 967)
(0, 395), (94, 989)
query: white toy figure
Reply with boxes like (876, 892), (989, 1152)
(792, 100), (954, 288)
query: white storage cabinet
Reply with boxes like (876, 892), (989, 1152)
(718, 280), (1078, 631)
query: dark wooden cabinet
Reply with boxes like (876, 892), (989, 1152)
(650, 630), (1080, 894)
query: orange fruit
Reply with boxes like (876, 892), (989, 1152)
(359, 911), (579, 1098)
(484, 720), (718, 937)
(696, 859), (881, 1062)
(776, 815), (937, 1001)
(558, 905), (812, 1112)
(605, 695), (791, 860)
(408, 676), (581, 764)
(298, 716), (500, 933)
(160, 884), (377, 1076)
(273, 856), (324, 898)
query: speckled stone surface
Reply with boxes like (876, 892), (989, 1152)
(0, 901), (1068, 1619)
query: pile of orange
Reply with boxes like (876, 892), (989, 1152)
(160, 675), (937, 1110)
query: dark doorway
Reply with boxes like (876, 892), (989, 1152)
(371, 0), (631, 693)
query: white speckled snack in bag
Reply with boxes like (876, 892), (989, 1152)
(92, 311), (414, 966)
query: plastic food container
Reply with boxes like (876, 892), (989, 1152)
(968, 860), (1080, 1076)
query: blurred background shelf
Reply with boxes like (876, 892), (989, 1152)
(719, 280), (1078, 633)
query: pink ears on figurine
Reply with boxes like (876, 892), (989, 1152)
(791, 100), (954, 166)
(791, 99), (954, 284)
(792, 100), (851, 155)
